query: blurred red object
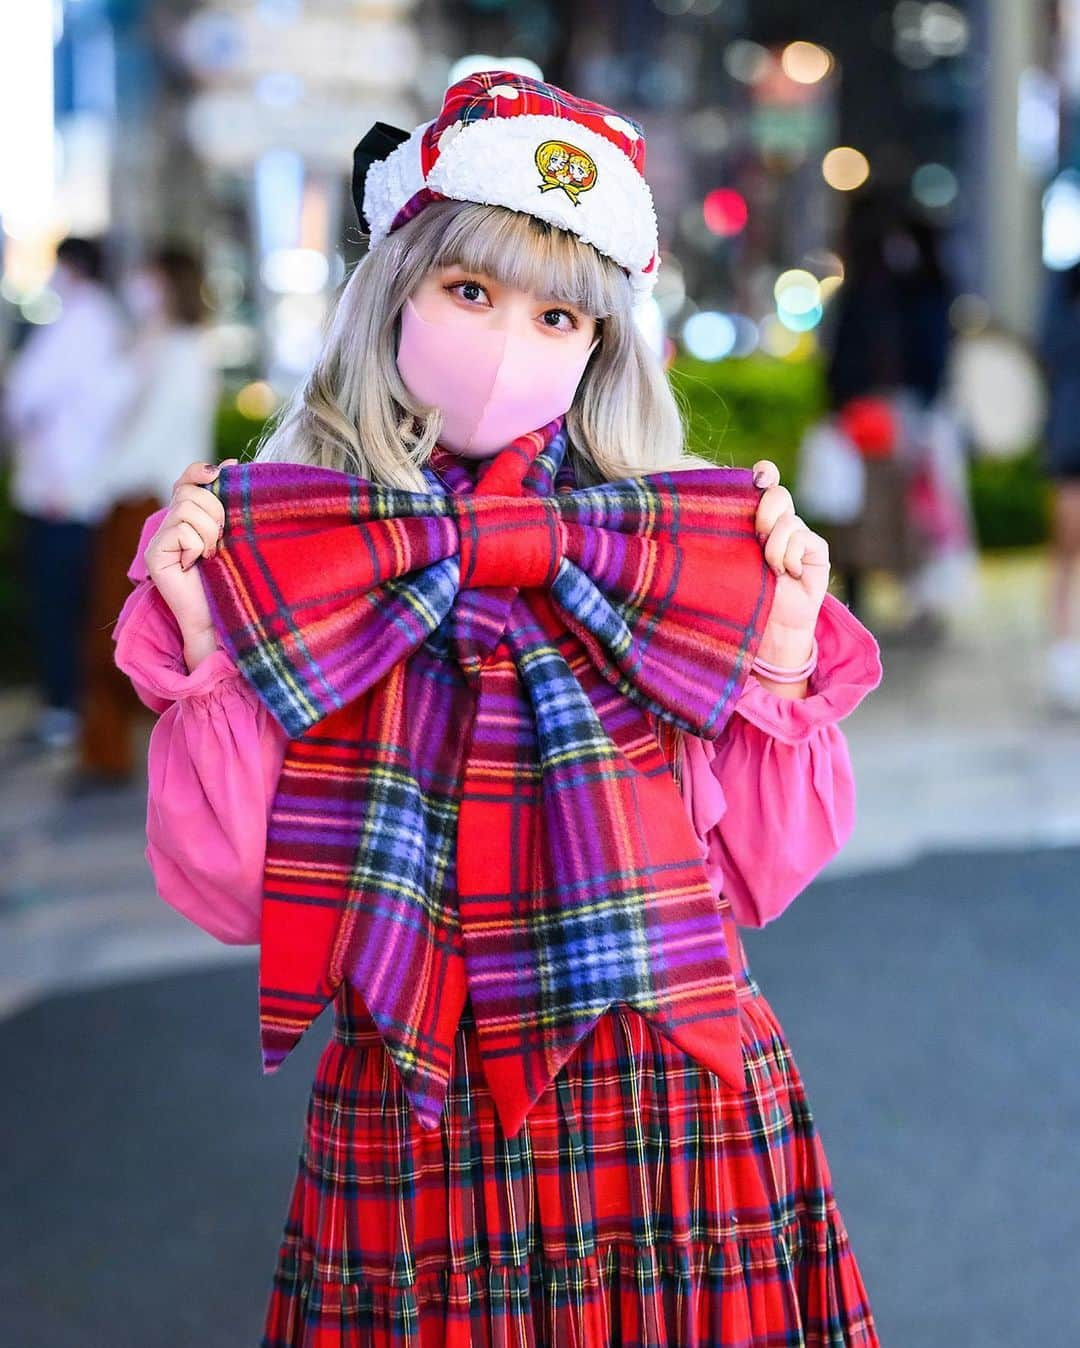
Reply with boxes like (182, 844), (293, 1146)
(838, 397), (897, 458)
(703, 188), (749, 237)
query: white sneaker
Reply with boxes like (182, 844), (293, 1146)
(1046, 641), (1080, 713)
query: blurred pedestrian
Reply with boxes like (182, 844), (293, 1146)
(2, 236), (126, 749)
(821, 193), (973, 639)
(67, 246), (218, 794)
(1038, 260), (1080, 712)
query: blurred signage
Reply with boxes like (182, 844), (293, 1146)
(187, 90), (416, 169)
(180, 6), (420, 90)
(179, 1), (420, 167)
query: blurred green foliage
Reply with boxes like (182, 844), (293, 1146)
(215, 400), (273, 463)
(670, 353), (826, 486)
(967, 447), (1052, 549)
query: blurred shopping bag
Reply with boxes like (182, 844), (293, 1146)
(904, 403), (981, 615)
(905, 459), (969, 549)
(794, 417), (866, 524)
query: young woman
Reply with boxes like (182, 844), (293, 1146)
(113, 72), (883, 1346)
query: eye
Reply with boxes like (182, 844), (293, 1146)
(445, 279), (490, 306)
(542, 307), (579, 332)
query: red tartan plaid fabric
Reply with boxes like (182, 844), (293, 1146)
(197, 417), (776, 1139)
(259, 955), (880, 1347)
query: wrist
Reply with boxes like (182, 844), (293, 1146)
(754, 624), (816, 669)
(182, 626), (219, 674)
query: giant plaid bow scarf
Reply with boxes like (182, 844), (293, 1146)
(198, 417), (776, 1139)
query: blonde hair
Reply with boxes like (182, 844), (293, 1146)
(253, 199), (709, 489)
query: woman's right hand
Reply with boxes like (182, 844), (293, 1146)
(144, 458), (239, 641)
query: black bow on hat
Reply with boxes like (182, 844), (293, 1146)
(351, 122), (411, 233)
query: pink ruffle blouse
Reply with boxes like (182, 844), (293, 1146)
(113, 507), (884, 946)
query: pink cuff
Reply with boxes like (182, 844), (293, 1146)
(732, 591), (883, 745)
(113, 580), (244, 711)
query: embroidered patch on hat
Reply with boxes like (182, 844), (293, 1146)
(535, 140), (598, 205)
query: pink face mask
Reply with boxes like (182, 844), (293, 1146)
(396, 296), (599, 456)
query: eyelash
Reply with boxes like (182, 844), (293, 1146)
(445, 279), (580, 330)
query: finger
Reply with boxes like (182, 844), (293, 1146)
(762, 511), (801, 572)
(173, 480), (225, 535)
(168, 496), (223, 560)
(175, 519), (206, 571)
(783, 527), (830, 579)
(172, 460), (222, 496)
(751, 459), (781, 489)
(754, 483), (796, 538)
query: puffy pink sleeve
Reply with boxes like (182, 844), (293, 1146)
(112, 507), (288, 945)
(679, 591), (883, 929)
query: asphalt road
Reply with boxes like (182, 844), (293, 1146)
(3, 844), (1077, 1347)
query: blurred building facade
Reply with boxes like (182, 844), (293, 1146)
(1, 0), (1077, 390)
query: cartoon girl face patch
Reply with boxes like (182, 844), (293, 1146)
(535, 140), (598, 204)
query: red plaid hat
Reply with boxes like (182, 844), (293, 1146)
(352, 69), (660, 306)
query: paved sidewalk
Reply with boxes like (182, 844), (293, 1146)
(841, 548), (1080, 870)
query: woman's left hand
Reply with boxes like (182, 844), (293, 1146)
(751, 459), (831, 639)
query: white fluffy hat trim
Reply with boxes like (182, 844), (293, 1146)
(363, 113), (660, 305)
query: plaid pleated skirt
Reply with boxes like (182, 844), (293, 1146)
(261, 942), (879, 1347)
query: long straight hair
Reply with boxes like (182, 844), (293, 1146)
(253, 199), (708, 489)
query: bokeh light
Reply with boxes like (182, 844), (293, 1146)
(912, 162), (958, 209)
(261, 247), (329, 295)
(703, 188), (748, 237)
(819, 274), (844, 304)
(20, 289), (63, 325)
(949, 293), (992, 335)
(773, 270), (825, 333)
(758, 314), (801, 358)
(920, 2), (969, 56)
(682, 311), (738, 361)
(780, 330), (819, 362)
(780, 41), (834, 84)
(448, 54), (543, 84)
(1042, 170), (1080, 270)
(822, 146), (870, 191)
(777, 302), (824, 332)
(730, 314), (760, 357)
(774, 269), (820, 313)
(724, 40), (772, 84)
(235, 380), (279, 419)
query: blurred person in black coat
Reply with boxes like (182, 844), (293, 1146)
(822, 192), (954, 635)
(1039, 260), (1080, 711)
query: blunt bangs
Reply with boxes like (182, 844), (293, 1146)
(426, 202), (628, 319)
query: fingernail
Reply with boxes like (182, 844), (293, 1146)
(203, 462), (217, 473)
(753, 471), (766, 488)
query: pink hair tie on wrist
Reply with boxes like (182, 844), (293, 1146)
(750, 636), (818, 683)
